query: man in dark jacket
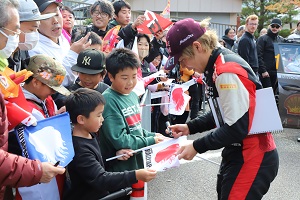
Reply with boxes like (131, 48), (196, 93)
(257, 18), (284, 92)
(238, 14), (259, 76)
(87, 0), (114, 38)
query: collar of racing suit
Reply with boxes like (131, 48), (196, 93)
(204, 47), (223, 95)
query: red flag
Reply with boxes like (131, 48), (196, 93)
(5, 85), (37, 131)
(155, 143), (179, 163)
(102, 25), (121, 53)
(0, 67), (35, 130)
(137, 10), (172, 34)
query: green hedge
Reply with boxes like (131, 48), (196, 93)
(83, 18), (92, 26)
(279, 29), (293, 38)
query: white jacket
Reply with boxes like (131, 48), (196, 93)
(29, 33), (78, 86)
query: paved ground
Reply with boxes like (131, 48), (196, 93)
(147, 128), (300, 200)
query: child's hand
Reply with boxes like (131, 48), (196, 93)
(155, 133), (169, 140)
(154, 133), (167, 144)
(135, 169), (157, 182)
(116, 149), (134, 161)
(155, 133), (163, 137)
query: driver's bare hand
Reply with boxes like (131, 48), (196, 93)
(166, 124), (190, 138)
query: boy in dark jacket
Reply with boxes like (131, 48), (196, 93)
(63, 88), (156, 200)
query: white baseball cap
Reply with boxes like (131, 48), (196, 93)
(18, 0), (56, 22)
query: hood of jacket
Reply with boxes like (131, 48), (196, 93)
(22, 87), (44, 105)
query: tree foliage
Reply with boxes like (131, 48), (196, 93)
(83, 18), (92, 26)
(241, 0), (299, 31)
(265, 0), (300, 29)
(266, 0), (300, 10)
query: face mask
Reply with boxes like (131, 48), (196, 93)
(0, 29), (19, 59)
(138, 49), (149, 59)
(18, 31), (39, 50)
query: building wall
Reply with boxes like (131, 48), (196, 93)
(127, 0), (241, 13)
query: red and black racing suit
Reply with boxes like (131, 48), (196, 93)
(187, 47), (279, 200)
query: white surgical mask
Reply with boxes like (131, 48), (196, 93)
(18, 31), (39, 50)
(0, 29), (19, 59)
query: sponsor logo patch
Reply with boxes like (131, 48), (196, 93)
(220, 84), (237, 90)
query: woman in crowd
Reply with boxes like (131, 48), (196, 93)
(61, 6), (75, 43)
(149, 51), (163, 72)
(287, 21), (300, 40)
(137, 34), (152, 77)
(222, 27), (235, 50)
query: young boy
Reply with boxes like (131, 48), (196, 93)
(64, 88), (157, 200)
(14, 54), (70, 199)
(23, 54), (70, 120)
(99, 48), (164, 173)
(54, 48), (109, 108)
(107, 0), (145, 49)
(69, 49), (109, 92)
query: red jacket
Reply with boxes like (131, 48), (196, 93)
(0, 92), (42, 200)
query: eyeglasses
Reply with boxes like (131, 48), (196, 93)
(92, 11), (109, 18)
(271, 24), (280, 29)
(248, 23), (258, 26)
(0, 27), (21, 36)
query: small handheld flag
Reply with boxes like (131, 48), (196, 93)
(16, 112), (74, 167)
(137, 10), (172, 34)
(102, 25), (121, 53)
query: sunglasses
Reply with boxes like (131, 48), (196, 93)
(271, 24), (280, 29)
